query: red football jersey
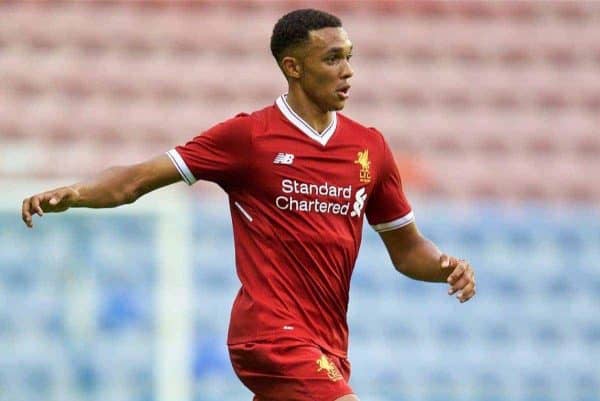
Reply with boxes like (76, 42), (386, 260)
(168, 94), (414, 357)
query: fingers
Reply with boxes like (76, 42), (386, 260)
(21, 190), (67, 228)
(448, 274), (469, 295)
(30, 195), (44, 217)
(22, 195), (43, 228)
(448, 270), (474, 294)
(446, 260), (466, 284)
(451, 278), (476, 303)
(458, 280), (476, 303)
(445, 259), (476, 303)
(22, 197), (33, 228)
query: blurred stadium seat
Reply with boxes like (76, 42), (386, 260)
(0, 1), (598, 201)
(2, 197), (599, 400)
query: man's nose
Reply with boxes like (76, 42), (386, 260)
(341, 60), (353, 79)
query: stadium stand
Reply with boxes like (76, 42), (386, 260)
(2, 201), (599, 401)
(1, 1), (599, 200)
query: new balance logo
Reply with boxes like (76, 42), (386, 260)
(273, 153), (295, 165)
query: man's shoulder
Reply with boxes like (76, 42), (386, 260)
(337, 112), (385, 139)
(220, 104), (273, 134)
(234, 103), (280, 131)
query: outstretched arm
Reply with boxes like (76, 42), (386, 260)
(379, 222), (476, 303)
(22, 154), (181, 227)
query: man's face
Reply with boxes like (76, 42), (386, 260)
(296, 27), (354, 112)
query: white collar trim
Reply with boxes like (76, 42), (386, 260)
(275, 94), (337, 146)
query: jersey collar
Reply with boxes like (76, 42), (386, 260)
(276, 94), (337, 146)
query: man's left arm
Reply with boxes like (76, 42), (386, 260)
(379, 222), (476, 303)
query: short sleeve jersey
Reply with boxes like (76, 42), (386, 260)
(168, 94), (414, 357)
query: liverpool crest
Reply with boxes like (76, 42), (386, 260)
(354, 149), (371, 183)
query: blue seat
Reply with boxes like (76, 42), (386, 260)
(192, 336), (230, 379)
(98, 287), (152, 332)
(3, 204), (600, 401)
(569, 370), (600, 401)
(22, 364), (53, 397)
(579, 322), (600, 346)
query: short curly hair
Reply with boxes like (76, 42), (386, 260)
(270, 9), (342, 63)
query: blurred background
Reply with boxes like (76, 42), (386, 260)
(1, 1), (599, 401)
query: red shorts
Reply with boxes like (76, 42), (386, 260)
(228, 338), (354, 401)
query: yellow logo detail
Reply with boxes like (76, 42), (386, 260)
(354, 149), (371, 183)
(316, 355), (343, 382)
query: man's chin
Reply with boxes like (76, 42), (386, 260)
(331, 99), (347, 111)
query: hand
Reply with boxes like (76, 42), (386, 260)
(22, 186), (80, 228)
(440, 254), (476, 303)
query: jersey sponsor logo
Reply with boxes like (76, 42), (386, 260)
(354, 149), (371, 183)
(316, 355), (343, 382)
(275, 178), (367, 217)
(275, 179), (367, 218)
(273, 153), (295, 165)
(350, 187), (367, 217)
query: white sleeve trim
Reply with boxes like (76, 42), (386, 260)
(166, 149), (197, 185)
(371, 211), (415, 233)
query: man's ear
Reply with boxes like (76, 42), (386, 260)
(281, 56), (302, 79)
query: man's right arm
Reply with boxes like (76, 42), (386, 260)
(22, 154), (181, 228)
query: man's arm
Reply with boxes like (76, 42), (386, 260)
(379, 222), (476, 303)
(22, 154), (181, 228)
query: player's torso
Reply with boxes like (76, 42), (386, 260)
(225, 106), (387, 353)
(233, 109), (381, 240)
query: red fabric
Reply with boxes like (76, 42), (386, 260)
(174, 103), (412, 357)
(229, 338), (353, 401)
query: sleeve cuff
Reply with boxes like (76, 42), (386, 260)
(166, 149), (197, 185)
(370, 211), (415, 233)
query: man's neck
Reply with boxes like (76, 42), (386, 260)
(285, 90), (333, 134)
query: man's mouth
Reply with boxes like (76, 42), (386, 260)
(336, 85), (351, 99)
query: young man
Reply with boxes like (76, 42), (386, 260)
(22, 9), (476, 401)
